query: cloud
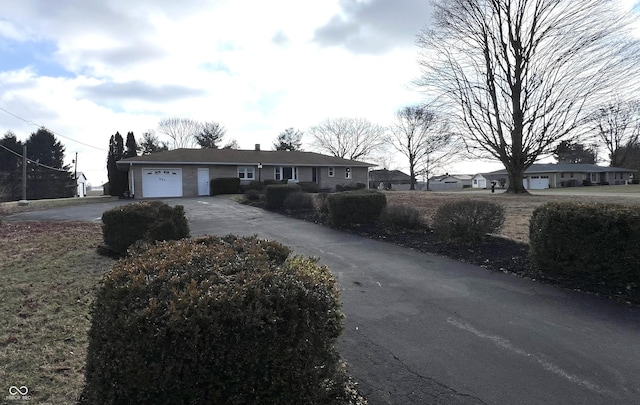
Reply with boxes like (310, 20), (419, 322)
(77, 81), (206, 102)
(314, 0), (433, 54)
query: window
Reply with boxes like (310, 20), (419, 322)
(238, 166), (255, 180)
(345, 167), (352, 179)
(328, 167), (335, 177)
(275, 166), (298, 181)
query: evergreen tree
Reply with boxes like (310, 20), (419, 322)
(25, 127), (74, 199)
(124, 131), (138, 158)
(0, 131), (23, 201)
(138, 131), (169, 155)
(107, 132), (127, 196)
(273, 128), (303, 151)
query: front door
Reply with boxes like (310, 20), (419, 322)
(198, 168), (210, 196)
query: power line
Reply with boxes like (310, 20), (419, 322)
(0, 105), (107, 152)
(0, 142), (70, 173)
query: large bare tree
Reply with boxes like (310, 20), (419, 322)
(389, 105), (461, 190)
(417, 0), (640, 193)
(309, 117), (386, 161)
(158, 118), (202, 149)
(589, 99), (640, 168)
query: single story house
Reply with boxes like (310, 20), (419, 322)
(116, 146), (374, 198)
(485, 163), (637, 190)
(76, 172), (87, 197)
(471, 174), (488, 189)
(429, 174), (473, 191)
(368, 169), (413, 190)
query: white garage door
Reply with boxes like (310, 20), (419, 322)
(528, 175), (549, 190)
(142, 168), (183, 198)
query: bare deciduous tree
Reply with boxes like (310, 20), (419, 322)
(589, 99), (640, 167)
(389, 105), (461, 190)
(309, 117), (386, 161)
(417, 0), (640, 193)
(158, 118), (201, 149)
(195, 121), (226, 149)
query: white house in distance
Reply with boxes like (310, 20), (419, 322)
(483, 163), (637, 190)
(429, 174), (474, 191)
(76, 172), (87, 197)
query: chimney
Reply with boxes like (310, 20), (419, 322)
(255, 144), (260, 151)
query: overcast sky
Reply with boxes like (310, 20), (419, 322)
(0, 0), (638, 186)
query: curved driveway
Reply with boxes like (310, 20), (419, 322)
(8, 197), (640, 404)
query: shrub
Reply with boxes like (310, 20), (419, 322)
(379, 204), (426, 232)
(317, 193), (330, 214)
(632, 178), (640, 185)
(101, 201), (190, 255)
(298, 182), (320, 193)
(335, 183), (366, 192)
(264, 179), (286, 186)
(529, 202), (640, 289)
(327, 190), (387, 227)
(432, 200), (505, 245)
(283, 191), (315, 212)
(265, 184), (301, 210)
(210, 177), (240, 195)
(79, 235), (346, 405)
(582, 179), (593, 186)
(244, 188), (261, 201)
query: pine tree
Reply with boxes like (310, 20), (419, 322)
(107, 132), (127, 196)
(25, 127), (74, 199)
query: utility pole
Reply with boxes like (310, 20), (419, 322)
(19, 144), (28, 205)
(73, 152), (78, 197)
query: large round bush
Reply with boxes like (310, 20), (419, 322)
(101, 200), (189, 255)
(79, 235), (345, 405)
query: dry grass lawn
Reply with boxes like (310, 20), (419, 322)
(0, 221), (114, 404)
(384, 189), (640, 243)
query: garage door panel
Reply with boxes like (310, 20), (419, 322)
(142, 168), (183, 198)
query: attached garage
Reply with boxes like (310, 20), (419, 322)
(526, 175), (549, 190)
(142, 168), (183, 198)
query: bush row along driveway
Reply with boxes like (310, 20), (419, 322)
(7, 197), (640, 405)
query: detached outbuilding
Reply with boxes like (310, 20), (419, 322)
(116, 147), (374, 198)
(485, 163), (637, 190)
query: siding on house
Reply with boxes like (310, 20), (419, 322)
(123, 148), (373, 198)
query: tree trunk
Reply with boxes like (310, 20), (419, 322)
(506, 166), (528, 194)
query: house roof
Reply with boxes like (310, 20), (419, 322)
(369, 169), (411, 181)
(431, 174), (474, 182)
(116, 148), (374, 169)
(486, 163), (637, 176)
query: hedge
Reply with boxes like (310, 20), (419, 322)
(326, 190), (386, 227)
(529, 202), (640, 289)
(210, 177), (240, 195)
(79, 235), (346, 405)
(431, 200), (505, 245)
(265, 184), (301, 210)
(101, 201), (189, 255)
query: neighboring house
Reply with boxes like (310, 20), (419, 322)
(116, 146), (374, 198)
(485, 163), (637, 190)
(429, 174), (473, 191)
(76, 172), (87, 197)
(471, 174), (488, 189)
(369, 169), (413, 190)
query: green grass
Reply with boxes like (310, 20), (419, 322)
(0, 222), (114, 404)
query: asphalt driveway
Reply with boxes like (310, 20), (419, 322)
(7, 197), (640, 404)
